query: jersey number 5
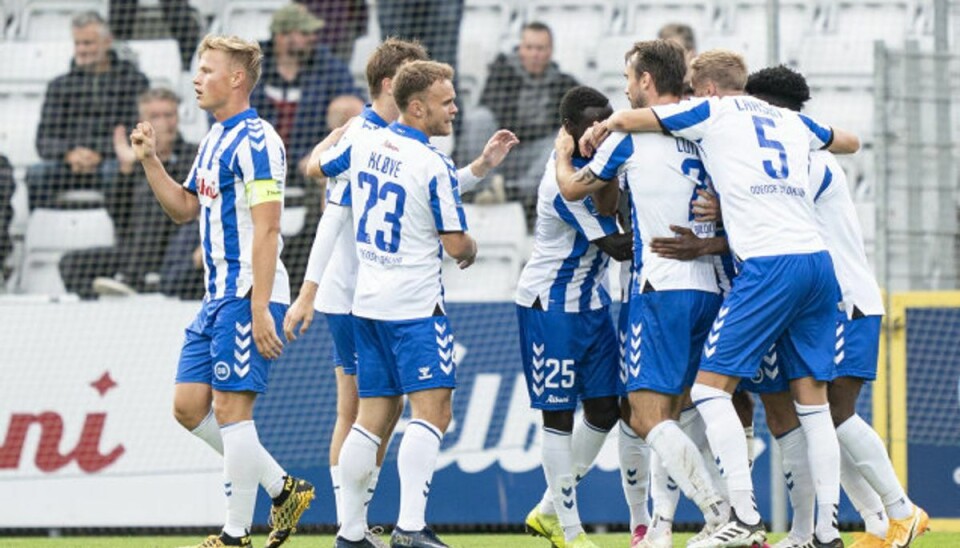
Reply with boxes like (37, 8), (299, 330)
(752, 115), (789, 180)
(357, 171), (406, 253)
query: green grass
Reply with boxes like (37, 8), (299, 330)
(1, 532), (957, 547)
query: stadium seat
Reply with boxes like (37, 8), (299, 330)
(525, 1), (622, 82)
(0, 41), (73, 94)
(13, 0), (108, 41)
(214, 0), (287, 43)
(594, 36), (636, 110)
(442, 202), (527, 302)
(789, 36), (875, 88)
(281, 186), (305, 237)
(127, 39), (182, 91)
(16, 207), (115, 295)
(822, 0), (918, 46)
(0, 91), (44, 170)
(805, 87), (875, 142)
(459, 0), (518, 107)
(717, 0), (819, 69)
(625, 0), (717, 43)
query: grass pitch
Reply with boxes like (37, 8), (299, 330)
(1, 532), (957, 547)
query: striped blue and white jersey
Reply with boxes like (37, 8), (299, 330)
(652, 96), (833, 260)
(810, 151), (884, 317)
(183, 108), (289, 303)
(515, 154), (619, 313)
(320, 121), (467, 321)
(315, 106), (389, 315)
(588, 131), (719, 295)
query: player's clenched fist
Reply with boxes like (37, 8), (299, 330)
(130, 121), (156, 161)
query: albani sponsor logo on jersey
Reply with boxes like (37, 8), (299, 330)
(196, 174), (218, 199)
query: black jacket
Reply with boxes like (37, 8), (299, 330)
(479, 53), (579, 142)
(36, 50), (149, 161)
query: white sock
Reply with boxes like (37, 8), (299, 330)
(649, 449), (678, 541)
(541, 427), (583, 541)
(645, 420), (726, 527)
(330, 465), (342, 526)
(365, 466), (382, 507)
(538, 416), (610, 517)
(679, 407), (727, 500)
(744, 425), (755, 470)
(397, 420), (443, 532)
(841, 445), (888, 538)
(338, 426), (379, 541)
(618, 421), (651, 532)
(691, 384), (759, 525)
(261, 454), (286, 500)
(220, 421), (263, 538)
(776, 427), (815, 541)
(191, 409), (223, 454)
(795, 402), (841, 542)
(836, 414), (913, 520)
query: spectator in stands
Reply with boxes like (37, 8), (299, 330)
(0, 154), (13, 275)
(29, 11), (149, 210)
(158, 220), (205, 300)
(58, 88), (197, 299)
(658, 22), (698, 62)
(109, 0), (201, 70)
(251, 3), (364, 288)
(461, 21), (578, 212)
(297, 0), (369, 64)
(251, 3), (365, 187)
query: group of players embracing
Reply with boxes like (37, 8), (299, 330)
(131, 27), (930, 548)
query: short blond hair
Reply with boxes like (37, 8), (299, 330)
(198, 35), (263, 90)
(690, 49), (748, 93)
(392, 60), (455, 111)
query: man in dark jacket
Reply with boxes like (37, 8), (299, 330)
(59, 88), (197, 299)
(462, 22), (578, 207)
(28, 11), (149, 210)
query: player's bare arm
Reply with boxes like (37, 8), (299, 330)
(440, 231), (478, 270)
(592, 177), (620, 217)
(305, 121), (351, 180)
(554, 127), (611, 202)
(827, 126), (860, 154)
(131, 121), (199, 223)
(604, 108), (663, 134)
(649, 225), (730, 261)
(250, 200), (284, 359)
(593, 232), (633, 262)
(467, 129), (519, 178)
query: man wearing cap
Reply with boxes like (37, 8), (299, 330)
(251, 3), (365, 186)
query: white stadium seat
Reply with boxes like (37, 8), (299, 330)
(459, 0), (518, 107)
(625, 0), (717, 42)
(0, 91), (44, 170)
(17, 207), (115, 295)
(443, 202), (528, 302)
(13, 0), (108, 41)
(215, 0), (287, 43)
(126, 39), (182, 91)
(0, 41), (73, 94)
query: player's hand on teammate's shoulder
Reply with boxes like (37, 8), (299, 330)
(253, 305), (284, 359)
(283, 293), (315, 342)
(130, 121), (157, 162)
(578, 120), (610, 157)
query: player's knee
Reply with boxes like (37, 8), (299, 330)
(764, 406), (799, 438)
(172, 403), (207, 430)
(582, 397), (619, 432)
(830, 401), (855, 428)
(542, 410), (575, 433)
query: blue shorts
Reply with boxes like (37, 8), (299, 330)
(517, 305), (619, 410)
(701, 252), (839, 382)
(835, 314), (882, 380)
(354, 315), (457, 397)
(739, 342), (790, 394)
(176, 297), (287, 393)
(326, 313), (357, 375)
(626, 289), (723, 395)
(617, 301), (630, 397)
